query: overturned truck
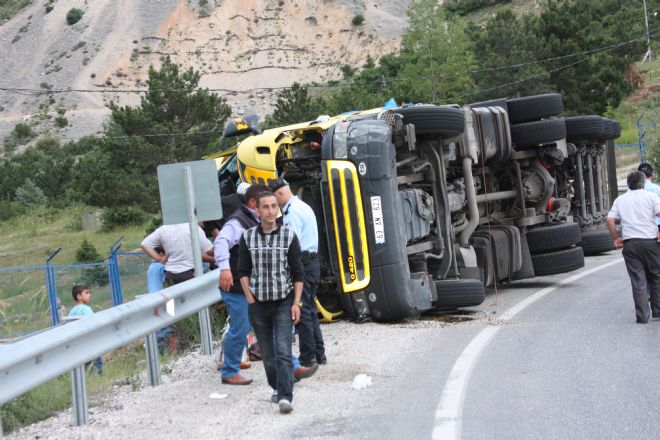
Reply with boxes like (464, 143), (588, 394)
(213, 93), (619, 322)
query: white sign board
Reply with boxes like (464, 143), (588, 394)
(157, 160), (222, 225)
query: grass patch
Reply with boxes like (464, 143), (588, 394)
(0, 0), (32, 23)
(0, 343), (172, 435)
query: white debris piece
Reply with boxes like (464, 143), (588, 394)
(209, 393), (228, 400)
(351, 374), (372, 390)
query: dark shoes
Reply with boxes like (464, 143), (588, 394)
(317, 358), (327, 365)
(636, 319), (649, 324)
(294, 364), (319, 380)
(222, 374), (253, 385)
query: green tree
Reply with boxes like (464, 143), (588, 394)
(468, 10), (550, 101)
(262, 83), (325, 128)
(394, 0), (477, 104)
(14, 178), (47, 207)
(72, 57), (231, 209)
(75, 238), (108, 287)
(0, 138), (76, 202)
(535, 0), (646, 114)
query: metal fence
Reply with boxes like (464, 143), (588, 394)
(0, 239), (154, 339)
(0, 270), (219, 430)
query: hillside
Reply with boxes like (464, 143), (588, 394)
(0, 0), (410, 144)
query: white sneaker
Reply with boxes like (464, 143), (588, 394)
(278, 399), (293, 414)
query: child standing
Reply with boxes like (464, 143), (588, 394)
(69, 284), (103, 373)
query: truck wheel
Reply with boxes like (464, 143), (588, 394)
(600, 118), (615, 140)
(506, 93), (563, 124)
(578, 229), (616, 255)
(397, 105), (465, 137)
(526, 222), (582, 254)
(510, 118), (566, 148)
(612, 120), (621, 139)
(434, 278), (485, 310)
(469, 98), (507, 111)
(531, 247), (584, 276)
(565, 116), (605, 141)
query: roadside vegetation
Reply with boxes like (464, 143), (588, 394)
(0, 0), (31, 23)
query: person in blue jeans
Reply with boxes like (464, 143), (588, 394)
(237, 191), (305, 414)
(146, 247), (173, 349)
(213, 184), (266, 385)
(68, 284), (103, 374)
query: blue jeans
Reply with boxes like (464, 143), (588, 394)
(248, 294), (294, 402)
(221, 291), (251, 379)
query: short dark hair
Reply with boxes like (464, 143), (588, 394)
(268, 178), (289, 193)
(638, 163), (653, 178)
(256, 190), (276, 207)
(245, 183), (268, 203)
(72, 284), (88, 301)
(627, 170), (647, 191)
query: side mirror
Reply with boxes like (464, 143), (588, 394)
(223, 114), (261, 138)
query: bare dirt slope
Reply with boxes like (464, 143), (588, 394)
(0, 0), (411, 144)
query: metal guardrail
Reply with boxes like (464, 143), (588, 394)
(0, 269), (220, 414)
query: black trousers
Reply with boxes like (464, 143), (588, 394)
(296, 259), (326, 365)
(622, 239), (660, 322)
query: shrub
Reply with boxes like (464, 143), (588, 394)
(75, 238), (108, 287)
(14, 179), (47, 207)
(352, 13), (364, 26)
(101, 206), (147, 230)
(54, 116), (68, 128)
(66, 8), (83, 25)
(145, 215), (162, 235)
(11, 123), (33, 141)
(0, 199), (24, 221)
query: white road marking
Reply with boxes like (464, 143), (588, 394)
(432, 258), (624, 440)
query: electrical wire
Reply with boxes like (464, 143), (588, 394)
(0, 27), (656, 97)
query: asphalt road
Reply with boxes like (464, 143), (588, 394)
(9, 252), (659, 440)
(333, 252), (660, 440)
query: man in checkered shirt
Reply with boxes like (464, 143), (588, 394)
(237, 190), (304, 414)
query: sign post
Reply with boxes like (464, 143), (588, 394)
(157, 160), (222, 356)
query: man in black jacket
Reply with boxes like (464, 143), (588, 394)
(237, 191), (304, 414)
(213, 184), (267, 385)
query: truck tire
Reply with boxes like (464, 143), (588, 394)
(510, 118), (566, 148)
(469, 98), (507, 111)
(531, 247), (584, 276)
(600, 118), (615, 140)
(434, 278), (486, 310)
(506, 93), (563, 124)
(565, 116), (605, 141)
(397, 105), (465, 137)
(612, 120), (621, 139)
(578, 228), (616, 255)
(526, 222), (582, 254)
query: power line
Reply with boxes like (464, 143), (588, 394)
(0, 27), (655, 97)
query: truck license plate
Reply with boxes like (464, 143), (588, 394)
(370, 196), (385, 244)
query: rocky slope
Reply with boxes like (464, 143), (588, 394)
(0, 0), (411, 144)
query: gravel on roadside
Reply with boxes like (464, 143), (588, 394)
(7, 318), (478, 440)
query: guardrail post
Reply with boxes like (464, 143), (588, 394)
(45, 248), (62, 326)
(108, 237), (124, 306)
(70, 365), (89, 426)
(144, 332), (161, 386)
(198, 307), (213, 355)
(183, 166), (214, 355)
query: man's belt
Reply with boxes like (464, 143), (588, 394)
(301, 251), (318, 265)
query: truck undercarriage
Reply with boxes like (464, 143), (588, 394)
(214, 93), (620, 322)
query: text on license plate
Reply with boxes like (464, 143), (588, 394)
(370, 196), (385, 244)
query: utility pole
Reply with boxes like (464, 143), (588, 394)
(642, 0), (655, 62)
